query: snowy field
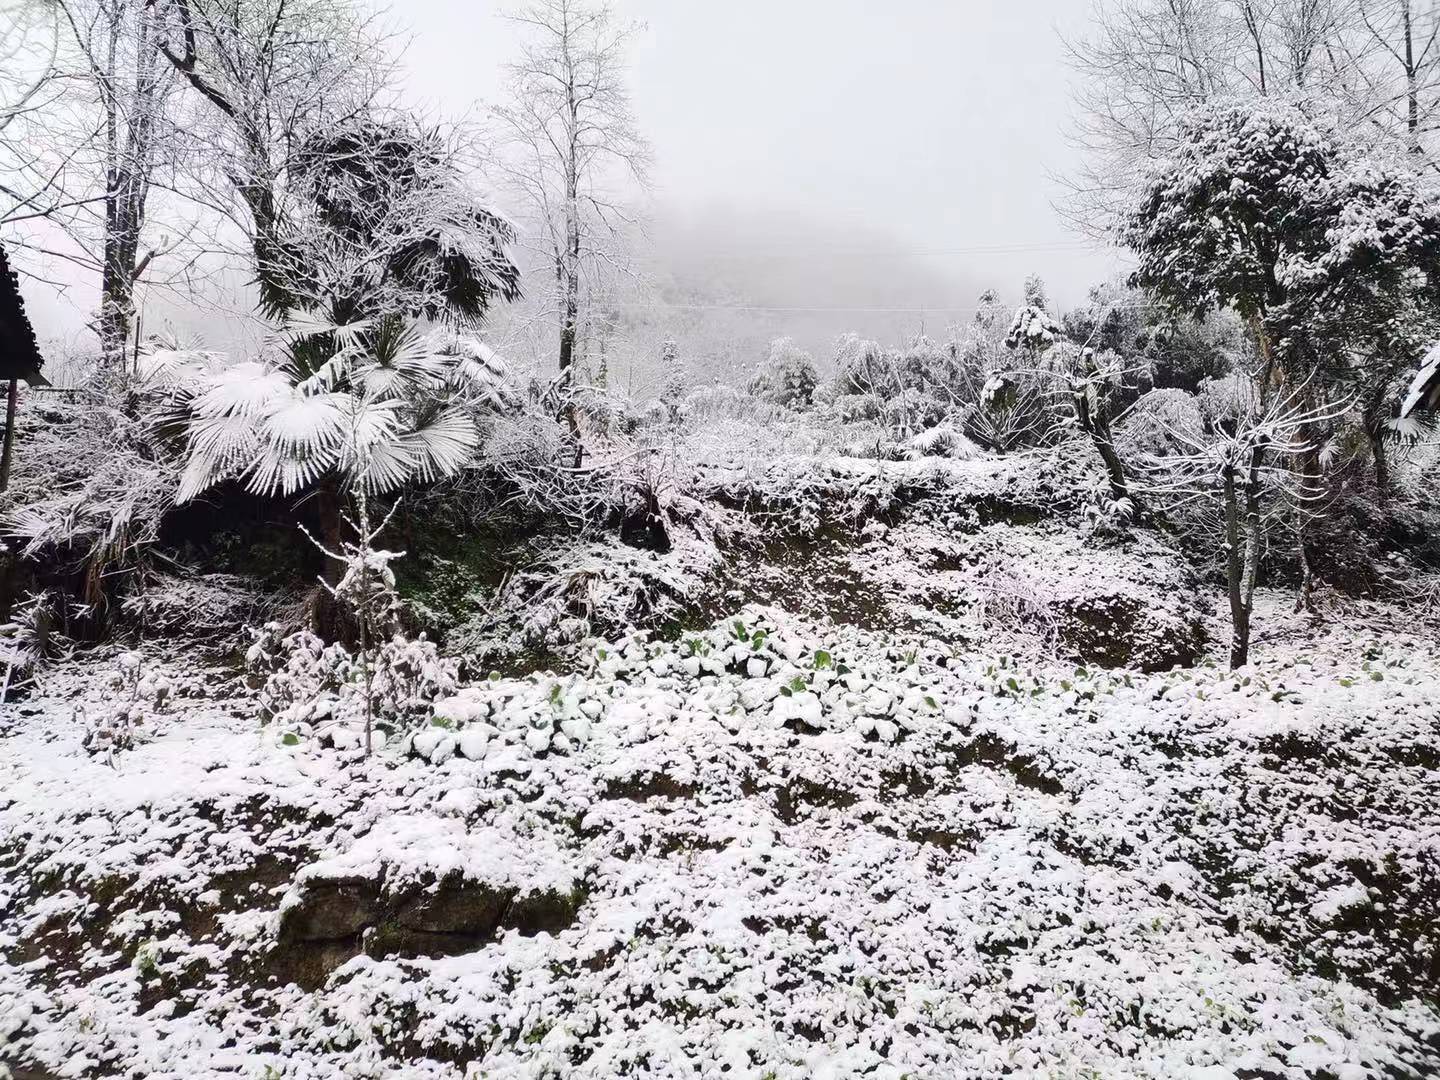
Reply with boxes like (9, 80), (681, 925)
(3, 592), (1438, 1079)
(7, 2), (1440, 1078)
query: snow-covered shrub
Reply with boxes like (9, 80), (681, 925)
(118, 571), (286, 644)
(1005, 303), (1062, 353)
(820, 391), (883, 425)
(748, 337), (819, 408)
(246, 623), (459, 749)
(0, 592), (58, 701)
(901, 422), (983, 461)
(831, 333), (897, 398)
(1117, 387), (1205, 458)
(1078, 473), (1137, 537)
(1197, 372), (1256, 431)
(146, 318), (512, 505)
(4, 367), (178, 627)
(447, 531), (723, 663)
(699, 452), (903, 537)
(80, 651), (172, 763)
(683, 383), (779, 425)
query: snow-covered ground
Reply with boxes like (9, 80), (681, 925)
(2, 594), (1438, 1079)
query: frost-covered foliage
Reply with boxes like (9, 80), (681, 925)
(447, 526), (727, 664)
(0, 591), (57, 701)
(118, 571), (288, 644)
(748, 336), (819, 408)
(246, 623), (459, 748)
(144, 319), (514, 502)
(276, 116), (522, 325)
(1123, 100), (1440, 385)
(658, 337), (685, 414)
(682, 383), (781, 425)
(78, 651), (171, 764)
(1118, 388), (1206, 458)
(823, 324), (1054, 457)
(900, 422), (982, 461)
(1004, 302), (1063, 353)
(3, 369), (177, 605)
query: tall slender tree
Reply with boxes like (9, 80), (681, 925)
(492, 0), (650, 385)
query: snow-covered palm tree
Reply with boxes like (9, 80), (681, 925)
(141, 316), (513, 509)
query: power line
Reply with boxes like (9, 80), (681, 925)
(608, 300), (1156, 315)
(635, 240), (1106, 262)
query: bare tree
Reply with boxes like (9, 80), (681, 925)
(1062, 0), (1374, 231)
(149, 0), (395, 313)
(1349, 0), (1440, 159)
(0, 0), (66, 225)
(492, 0), (650, 390)
(46, 0), (184, 364)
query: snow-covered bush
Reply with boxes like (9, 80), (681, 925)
(3, 367), (179, 629)
(0, 592), (58, 701)
(447, 530), (724, 663)
(144, 318), (513, 506)
(246, 623), (459, 750)
(748, 337), (819, 408)
(79, 651), (172, 763)
(682, 383), (779, 425)
(901, 422), (983, 461)
(118, 571), (286, 644)
(1005, 303), (1063, 353)
(1117, 387), (1205, 458)
(831, 333), (897, 399)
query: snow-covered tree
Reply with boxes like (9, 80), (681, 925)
(492, 0), (650, 385)
(749, 337), (819, 409)
(151, 320), (511, 504)
(151, 0), (399, 310)
(1139, 383), (1347, 667)
(1121, 100), (1440, 492)
(659, 337), (685, 416)
(1403, 341), (1440, 416)
(272, 117), (521, 328)
(1007, 302), (1136, 506)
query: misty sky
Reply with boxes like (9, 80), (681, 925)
(21, 0), (1128, 354)
(400, 0), (1125, 318)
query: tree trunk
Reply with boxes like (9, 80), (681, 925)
(558, 235), (583, 468)
(1294, 532), (1317, 614)
(310, 481), (356, 640)
(96, 3), (162, 367)
(1370, 426), (1390, 494)
(1074, 388), (1132, 506)
(1222, 438), (1267, 670)
(1404, 0), (1422, 155)
(98, 225), (140, 366)
(1222, 461), (1249, 668)
(0, 379), (17, 493)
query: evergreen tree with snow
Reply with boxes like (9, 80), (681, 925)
(0, 239), (47, 493)
(659, 338), (685, 415)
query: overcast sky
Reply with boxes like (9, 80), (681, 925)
(399, 0), (1125, 316)
(22, 0), (1127, 353)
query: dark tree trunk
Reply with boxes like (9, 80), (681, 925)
(1370, 428), (1390, 494)
(0, 379), (17, 493)
(1074, 388), (1134, 507)
(309, 481), (357, 641)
